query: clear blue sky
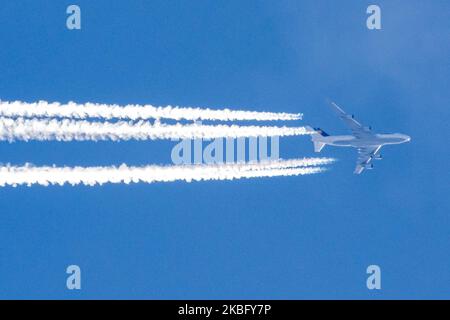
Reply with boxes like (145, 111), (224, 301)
(0, 0), (448, 299)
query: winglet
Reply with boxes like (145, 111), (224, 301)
(329, 100), (346, 115)
(354, 165), (364, 174)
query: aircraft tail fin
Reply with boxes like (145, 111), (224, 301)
(306, 126), (327, 152)
(313, 127), (330, 137)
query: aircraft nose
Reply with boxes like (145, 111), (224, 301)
(404, 135), (411, 142)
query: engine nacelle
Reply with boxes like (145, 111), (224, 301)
(371, 154), (382, 160)
(365, 163), (374, 169)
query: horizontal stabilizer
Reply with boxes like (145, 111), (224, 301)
(314, 141), (325, 152)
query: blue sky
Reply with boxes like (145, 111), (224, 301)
(0, 0), (448, 299)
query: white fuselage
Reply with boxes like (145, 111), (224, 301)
(319, 133), (411, 148)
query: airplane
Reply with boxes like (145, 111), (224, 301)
(307, 102), (411, 174)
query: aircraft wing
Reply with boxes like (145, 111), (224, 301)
(354, 145), (382, 174)
(330, 102), (373, 138)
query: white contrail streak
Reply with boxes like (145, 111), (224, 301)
(0, 100), (302, 121)
(0, 117), (312, 142)
(0, 158), (333, 187)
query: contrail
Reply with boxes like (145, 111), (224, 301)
(0, 117), (312, 142)
(0, 100), (302, 121)
(0, 158), (333, 187)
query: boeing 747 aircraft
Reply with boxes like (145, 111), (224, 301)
(307, 102), (411, 174)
